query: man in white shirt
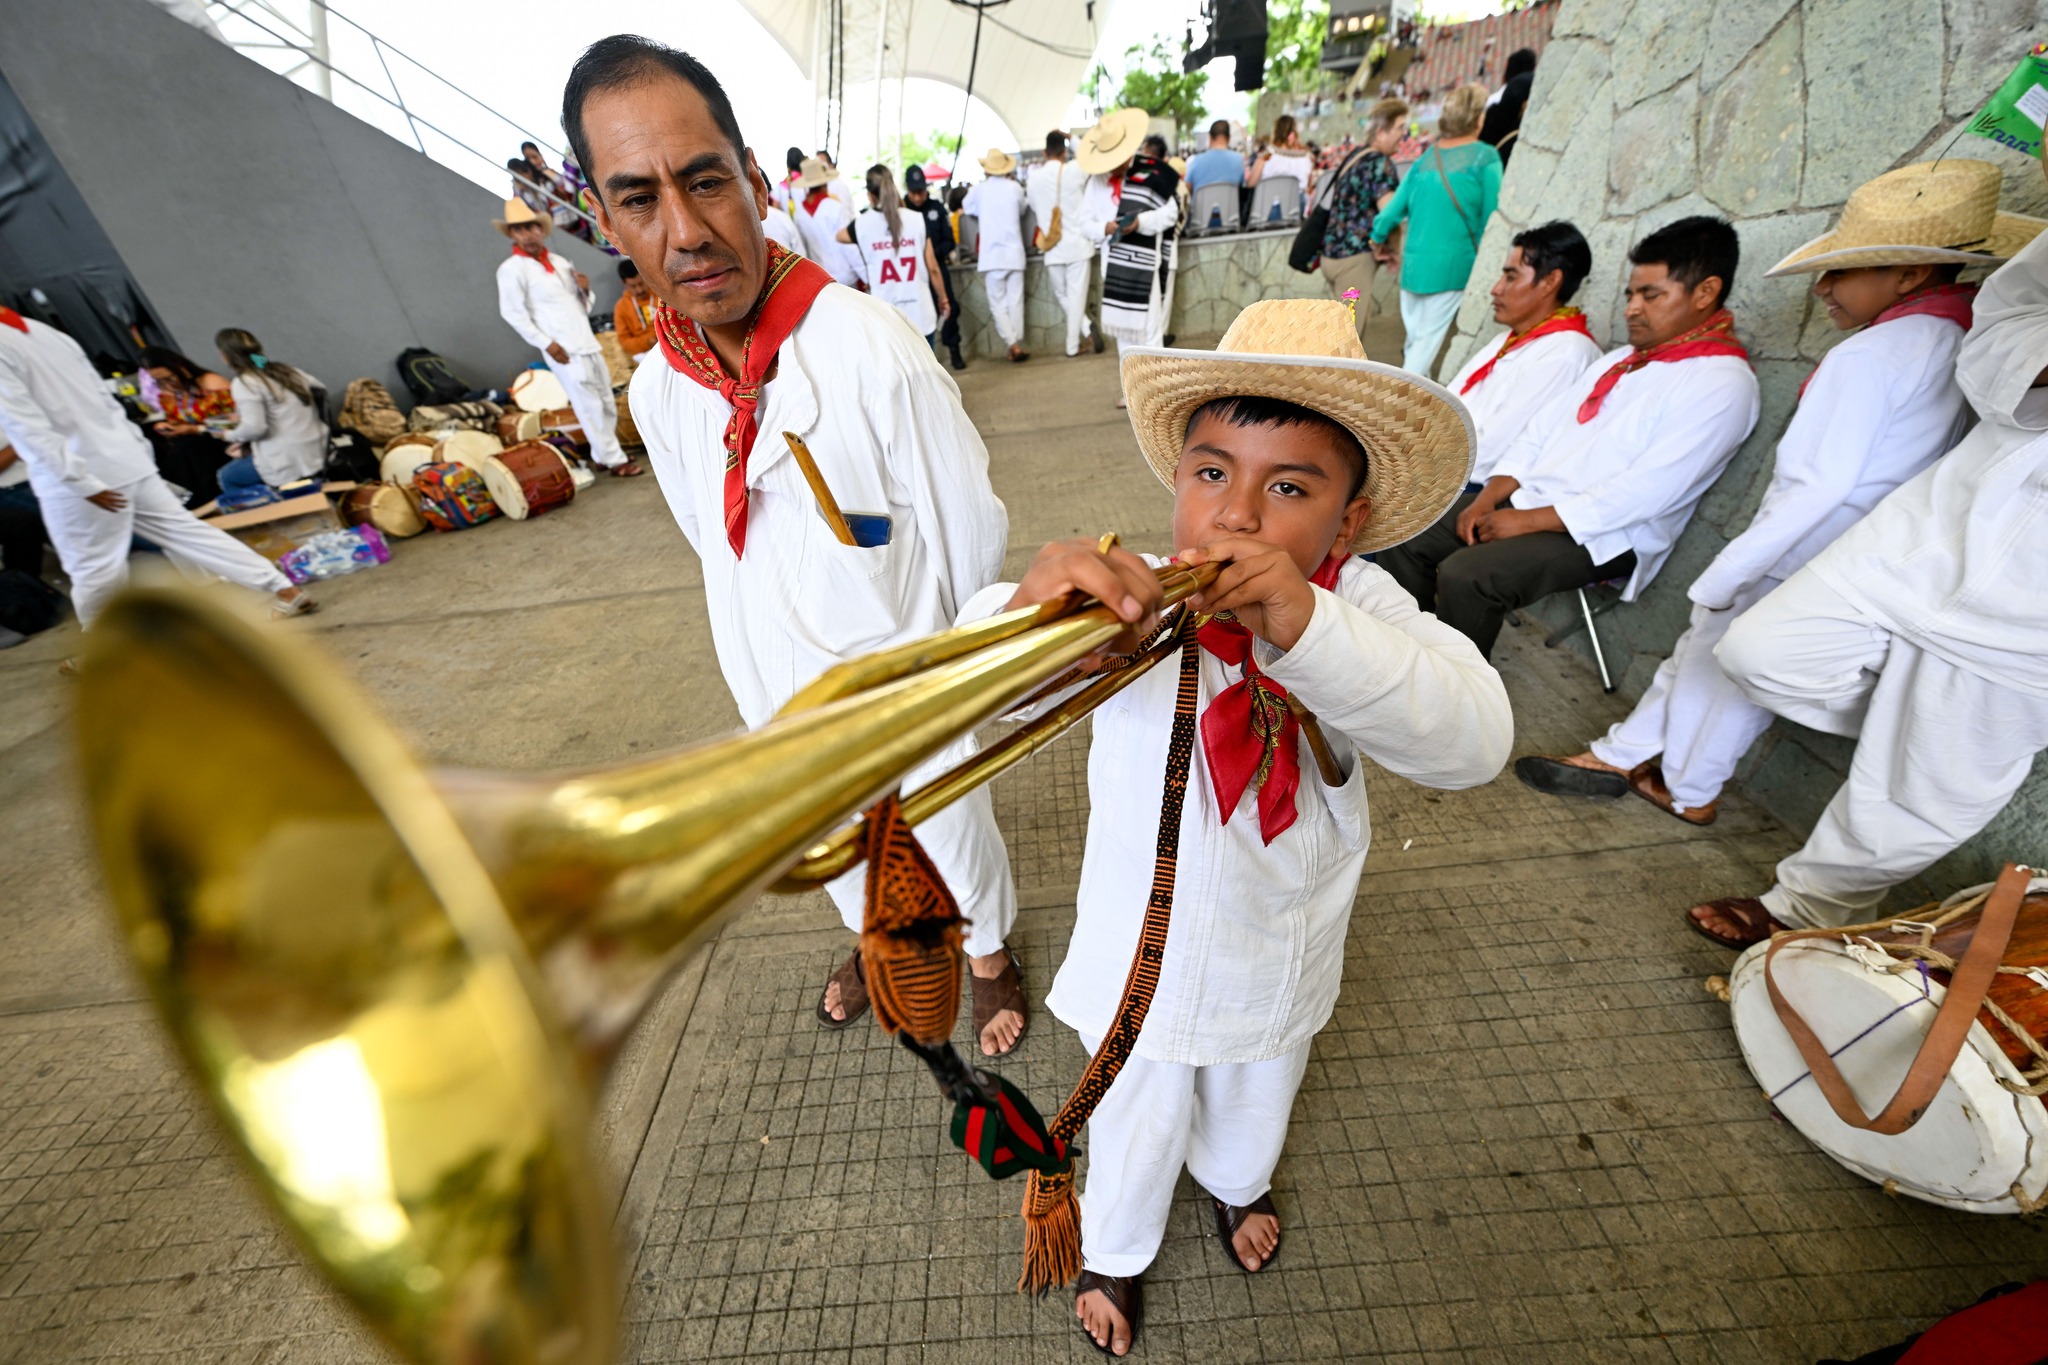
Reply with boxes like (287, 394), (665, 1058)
(1684, 162), (2048, 945)
(1522, 164), (2001, 842)
(567, 36), (1026, 1055)
(1027, 131), (1100, 357)
(962, 150), (1030, 361)
(0, 309), (313, 646)
(1381, 216), (1761, 658)
(1442, 220), (1605, 487)
(493, 197), (639, 476)
(790, 157), (861, 287)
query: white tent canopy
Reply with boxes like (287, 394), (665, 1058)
(739, 0), (1117, 153)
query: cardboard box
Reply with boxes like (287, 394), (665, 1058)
(196, 484), (358, 564)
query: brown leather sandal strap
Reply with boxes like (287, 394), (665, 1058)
(1764, 862), (2031, 1135)
(971, 952), (1027, 1029)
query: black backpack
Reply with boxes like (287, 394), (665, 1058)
(395, 348), (471, 406)
(321, 429), (380, 483)
(0, 569), (64, 636)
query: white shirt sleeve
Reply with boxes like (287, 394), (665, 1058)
(1546, 365), (1758, 547)
(496, 261), (554, 352)
(877, 360), (1009, 616)
(0, 344), (106, 497)
(220, 373), (272, 443)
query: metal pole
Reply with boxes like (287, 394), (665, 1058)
(306, 0), (331, 100)
(370, 37), (424, 154)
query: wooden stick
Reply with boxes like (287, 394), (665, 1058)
(1285, 694), (1348, 788)
(782, 432), (857, 546)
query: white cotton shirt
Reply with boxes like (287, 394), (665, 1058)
(1258, 151), (1315, 204)
(1443, 324), (1606, 484)
(1027, 158), (1094, 266)
(0, 318), (156, 499)
(1493, 347), (1760, 600)
(793, 194), (860, 286)
(763, 203), (807, 258)
(495, 249), (598, 356)
(1806, 229), (2048, 698)
(629, 281), (1008, 728)
(1688, 312), (1968, 611)
(962, 176), (1027, 272)
(222, 370), (329, 486)
(960, 556), (1511, 1065)
(850, 207), (938, 338)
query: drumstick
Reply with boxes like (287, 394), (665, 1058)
(782, 432), (857, 546)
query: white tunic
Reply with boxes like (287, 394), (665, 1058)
(1026, 158), (1094, 266)
(1806, 229), (2048, 698)
(962, 176), (1027, 272)
(1442, 325), (1605, 484)
(1688, 313), (1968, 611)
(763, 203), (807, 258)
(850, 207), (937, 337)
(793, 195), (859, 286)
(962, 557), (1512, 1065)
(0, 318), (155, 498)
(1492, 347), (1760, 599)
(495, 249), (598, 356)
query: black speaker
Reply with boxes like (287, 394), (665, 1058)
(1183, 0), (1268, 90)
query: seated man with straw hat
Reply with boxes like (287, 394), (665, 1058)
(1521, 160), (2023, 845)
(494, 196), (641, 476)
(960, 299), (1512, 1353)
(963, 149), (1030, 361)
(1680, 160), (2048, 947)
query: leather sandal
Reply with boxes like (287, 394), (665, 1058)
(1207, 1189), (1282, 1273)
(1074, 1269), (1143, 1356)
(1686, 897), (1786, 950)
(1628, 761), (1717, 826)
(814, 949), (870, 1029)
(1514, 753), (1629, 800)
(970, 947), (1029, 1056)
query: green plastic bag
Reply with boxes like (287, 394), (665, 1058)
(1966, 45), (2048, 158)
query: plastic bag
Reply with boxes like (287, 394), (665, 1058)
(278, 526), (391, 584)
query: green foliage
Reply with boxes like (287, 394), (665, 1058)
(1117, 41), (1207, 134)
(1261, 0), (1329, 94)
(872, 128), (962, 174)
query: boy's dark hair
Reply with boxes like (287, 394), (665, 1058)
(1511, 220), (1593, 302)
(563, 36), (747, 190)
(1188, 395), (1369, 501)
(617, 258), (639, 280)
(1629, 215), (1739, 309)
(1045, 130), (1067, 157)
(786, 146), (805, 173)
(1142, 134), (1169, 159)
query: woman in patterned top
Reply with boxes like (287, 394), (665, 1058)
(1317, 98), (1407, 342)
(138, 345), (235, 505)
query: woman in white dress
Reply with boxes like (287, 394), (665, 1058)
(838, 164), (951, 345)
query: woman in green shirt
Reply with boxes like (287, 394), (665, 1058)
(1370, 83), (1503, 377)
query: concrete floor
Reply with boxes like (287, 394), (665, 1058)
(4, 338), (2045, 1365)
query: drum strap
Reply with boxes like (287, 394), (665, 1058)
(1765, 862), (2032, 1135)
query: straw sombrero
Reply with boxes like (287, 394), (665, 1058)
(1076, 108), (1151, 175)
(493, 197), (548, 234)
(799, 157), (833, 188)
(978, 147), (1017, 176)
(1120, 300), (1474, 553)
(1766, 159), (2047, 276)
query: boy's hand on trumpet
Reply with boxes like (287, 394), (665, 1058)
(1006, 536), (1166, 653)
(1178, 538), (1316, 652)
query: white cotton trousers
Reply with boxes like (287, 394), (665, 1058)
(1588, 580), (1780, 810)
(1075, 1030), (1311, 1278)
(1399, 289), (1462, 379)
(821, 741), (1016, 956)
(1046, 259), (1093, 355)
(548, 350), (626, 468)
(1716, 569), (2048, 929)
(983, 268), (1025, 348)
(40, 472), (289, 627)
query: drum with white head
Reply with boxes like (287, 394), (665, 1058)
(379, 434), (438, 488)
(433, 430), (504, 472)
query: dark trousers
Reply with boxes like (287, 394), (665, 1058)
(1379, 492), (1636, 658)
(934, 264), (963, 348)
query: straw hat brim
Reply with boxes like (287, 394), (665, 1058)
(1119, 348), (1475, 553)
(979, 153), (1017, 175)
(1076, 109), (1152, 175)
(493, 199), (549, 234)
(1765, 211), (2048, 276)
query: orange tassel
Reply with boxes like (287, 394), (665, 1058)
(1018, 1168), (1082, 1294)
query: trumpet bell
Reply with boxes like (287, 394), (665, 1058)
(76, 587), (614, 1365)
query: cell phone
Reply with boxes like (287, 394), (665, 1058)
(842, 511), (893, 548)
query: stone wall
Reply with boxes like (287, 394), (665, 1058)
(1442, 0), (2048, 891)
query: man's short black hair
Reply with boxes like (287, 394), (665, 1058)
(1142, 134), (1169, 159)
(1511, 220), (1592, 302)
(1630, 215), (1739, 309)
(1045, 130), (1067, 157)
(562, 36), (747, 190)
(1209, 119), (1231, 142)
(617, 258), (639, 280)
(1188, 395), (1369, 501)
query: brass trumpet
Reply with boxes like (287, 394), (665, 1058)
(75, 558), (1215, 1365)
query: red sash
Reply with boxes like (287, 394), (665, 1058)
(1799, 283), (1977, 399)
(1195, 553), (1348, 845)
(1576, 309), (1749, 424)
(0, 308), (25, 333)
(510, 243), (556, 275)
(1459, 308), (1593, 395)
(653, 242), (835, 559)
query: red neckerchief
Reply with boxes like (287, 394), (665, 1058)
(1798, 283), (1978, 399)
(1576, 308), (1748, 424)
(510, 243), (556, 275)
(1108, 173), (1124, 204)
(652, 241), (835, 559)
(0, 308), (25, 333)
(1460, 308), (1592, 395)
(802, 186), (830, 215)
(1195, 552), (1348, 845)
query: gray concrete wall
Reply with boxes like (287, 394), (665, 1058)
(1441, 0), (2048, 893)
(0, 0), (617, 399)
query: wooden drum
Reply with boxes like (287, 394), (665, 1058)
(539, 406), (585, 448)
(480, 441), (577, 521)
(379, 433), (438, 488)
(1730, 868), (2048, 1213)
(495, 410), (542, 445)
(433, 429), (503, 472)
(614, 385), (642, 450)
(342, 482), (425, 538)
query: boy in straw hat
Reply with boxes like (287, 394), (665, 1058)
(1519, 160), (2027, 853)
(963, 148), (1031, 361)
(958, 298), (1511, 1353)
(493, 196), (641, 476)
(1677, 159), (2048, 946)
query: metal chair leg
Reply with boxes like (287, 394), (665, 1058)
(1579, 588), (1615, 693)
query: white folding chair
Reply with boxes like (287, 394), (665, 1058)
(1189, 181), (1241, 234)
(1247, 175), (1301, 227)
